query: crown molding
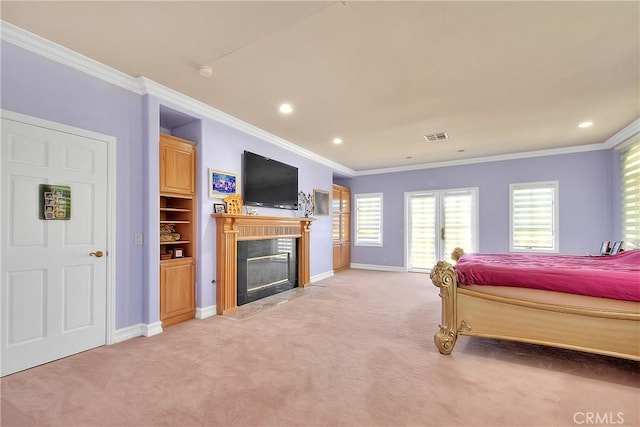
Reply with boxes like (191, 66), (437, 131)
(138, 78), (355, 176)
(356, 143), (604, 176)
(1, 21), (144, 95)
(356, 118), (640, 176)
(607, 118), (640, 150)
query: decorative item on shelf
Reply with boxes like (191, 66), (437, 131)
(173, 247), (184, 258)
(209, 168), (238, 198)
(213, 203), (226, 214)
(160, 223), (181, 242)
(161, 249), (173, 260)
(313, 189), (329, 216)
(298, 191), (313, 217)
(223, 194), (243, 214)
(245, 207), (259, 215)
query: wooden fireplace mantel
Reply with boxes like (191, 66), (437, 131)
(212, 214), (313, 315)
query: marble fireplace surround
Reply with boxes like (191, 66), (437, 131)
(212, 214), (312, 315)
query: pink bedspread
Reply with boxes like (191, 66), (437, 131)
(455, 250), (640, 302)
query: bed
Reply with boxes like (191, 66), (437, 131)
(429, 248), (640, 360)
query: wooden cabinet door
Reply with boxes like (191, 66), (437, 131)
(160, 260), (195, 326)
(340, 188), (350, 213)
(340, 243), (350, 269)
(332, 184), (351, 271)
(160, 135), (194, 195)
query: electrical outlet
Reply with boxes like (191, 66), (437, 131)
(134, 233), (143, 245)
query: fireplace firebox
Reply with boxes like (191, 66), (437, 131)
(237, 238), (298, 305)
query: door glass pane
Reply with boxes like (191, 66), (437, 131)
(409, 194), (436, 269)
(443, 192), (473, 259)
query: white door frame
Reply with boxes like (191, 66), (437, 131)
(1, 109), (117, 345)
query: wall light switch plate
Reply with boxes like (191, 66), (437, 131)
(134, 233), (143, 245)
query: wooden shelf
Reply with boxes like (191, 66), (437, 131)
(160, 240), (191, 245)
(160, 256), (194, 265)
(160, 207), (191, 212)
(160, 220), (190, 224)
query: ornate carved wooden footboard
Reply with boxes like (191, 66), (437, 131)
(430, 258), (640, 361)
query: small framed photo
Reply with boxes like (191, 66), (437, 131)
(173, 247), (184, 258)
(209, 169), (237, 198)
(313, 189), (329, 216)
(39, 184), (71, 220)
(213, 203), (226, 214)
(600, 240), (611, 255)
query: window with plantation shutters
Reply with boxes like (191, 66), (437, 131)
(510, 181), (559, 253)
(621, 140), (640, 245)
(354, 193), (382, 246)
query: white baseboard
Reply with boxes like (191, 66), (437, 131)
(311, 270), (334, 283)
(114, 321), (163, 343)
(350, 263), (406, 272)
(196, 305), (216, 319)
(143, 321), (163, 337)
(114, 324), (144, 343)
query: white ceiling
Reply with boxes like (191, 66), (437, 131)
(2, 1), (639, 172)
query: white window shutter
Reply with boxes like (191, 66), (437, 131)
(510, 181), (559, 252)
(355, 193), (383, 246)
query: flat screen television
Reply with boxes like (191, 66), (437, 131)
(243, 151), (298, 210)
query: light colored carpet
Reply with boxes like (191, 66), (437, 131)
(1, 270), (638, 426)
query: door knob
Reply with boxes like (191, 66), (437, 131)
(90, 250), (104, 258)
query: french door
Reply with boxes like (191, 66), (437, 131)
(405, 188), (478, 272)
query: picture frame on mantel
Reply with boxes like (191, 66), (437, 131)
(313, 189), (329, 216)
(209, 169), (237, 198)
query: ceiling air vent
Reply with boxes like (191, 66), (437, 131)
(423, 132), (448, 142)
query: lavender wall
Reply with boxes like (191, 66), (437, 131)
(349, 150), (614, 267)
(1, 41), (145, 329)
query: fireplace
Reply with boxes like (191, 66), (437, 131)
(213, 214), (312, 315)
(237, 238), (298, 305)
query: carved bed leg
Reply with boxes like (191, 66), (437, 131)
(430, 261), (459, 355)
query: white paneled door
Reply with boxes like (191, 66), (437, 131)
(1, 116), (109, 376)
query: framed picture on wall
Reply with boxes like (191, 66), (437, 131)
(313, 189), (329, 216)
(209, 169), (237, 198)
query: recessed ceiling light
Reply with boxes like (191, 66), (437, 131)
(333, 137), (343, 145)
(199, 65), (213, 78)
(279, 103), (293, 114)
(578, 121), (593, 128)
